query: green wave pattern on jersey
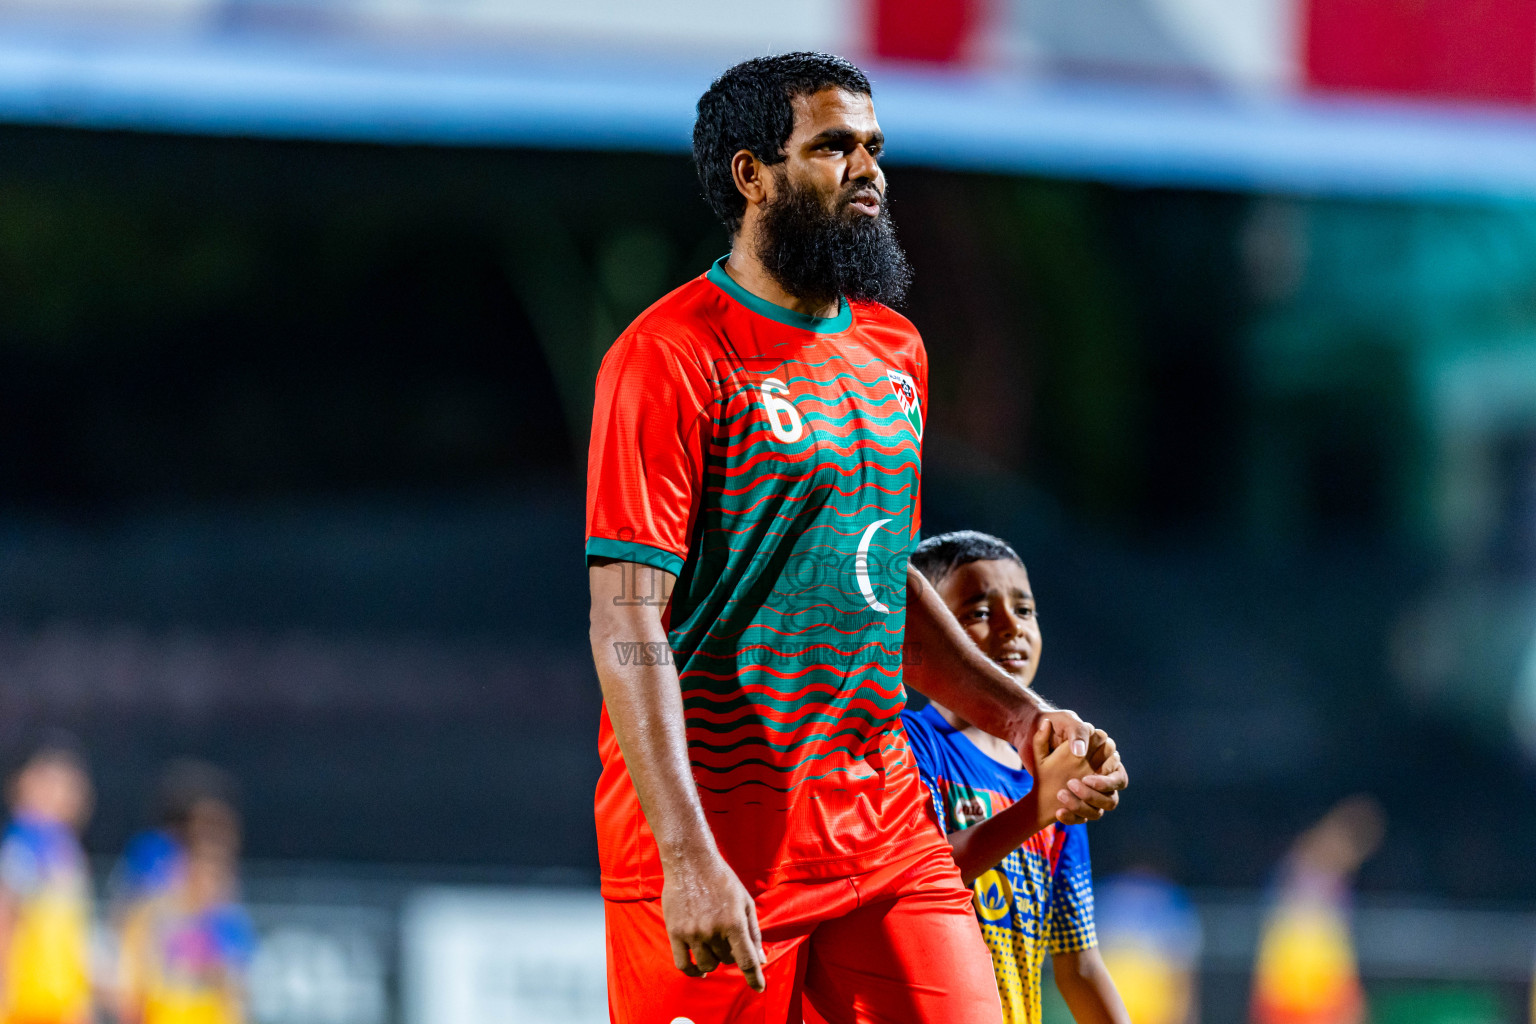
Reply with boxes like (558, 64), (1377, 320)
(670, 355), (920, 791)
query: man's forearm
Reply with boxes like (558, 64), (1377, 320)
(903, 565), (1050, 746)
(588, 560), (766, 988)
(588, 562), (718, 870)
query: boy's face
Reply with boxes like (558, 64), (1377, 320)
(934, 558), (1041, 686)
(183, 842), (237, 907)
(187, 798), (241, 853)
(13, 758), (92, 832)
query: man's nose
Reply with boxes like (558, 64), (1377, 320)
(848, 144), (879, 182)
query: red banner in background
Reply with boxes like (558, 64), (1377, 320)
(872, 0), (985, 64)
(1306, 0), (1536, 105)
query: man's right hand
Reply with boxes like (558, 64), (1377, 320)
(661, 853), (766, 992)
(591, 560), (767, 992)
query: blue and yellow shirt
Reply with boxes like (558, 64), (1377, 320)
(121, 898), (256, 1024)
(1251, 867), (1364, 1024)
(902, 703), (1097, 1024)
(1096, 872), (1202, 1024)
(114, 830), (184, 907)
(0, 817), (91, 1024)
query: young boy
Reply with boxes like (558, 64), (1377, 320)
(903, 531), (1130, 1024)
(110, 760), (240, 921)
(116, 762), (255, 1024)
(0, 738), (94, 1024)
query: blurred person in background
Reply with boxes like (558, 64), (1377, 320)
(114, 762), (253, 1024)
(1250, 795), (1384, 1024)
(109, 762), (240, 922)
(901, 531), (1130, 1024)
(1094, 868), (1201, 1024)
(0, 736), (94, 1024)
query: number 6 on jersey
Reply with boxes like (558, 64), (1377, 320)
(759, 377), (805, 443)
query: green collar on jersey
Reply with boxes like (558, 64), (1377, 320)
(707, 256), (853, 334)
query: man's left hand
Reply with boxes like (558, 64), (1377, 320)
(1037, 716), (1128, 825)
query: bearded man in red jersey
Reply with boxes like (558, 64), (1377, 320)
(586, 52), (1128, 1024)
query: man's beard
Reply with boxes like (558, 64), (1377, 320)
(754, 173), (912, 309)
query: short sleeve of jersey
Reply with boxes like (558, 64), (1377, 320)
(899, 709), (947, 828)
(114, 830), (180, 902)
(209, 905), (259, 972)
(585, 331), (714, 575)
(0, 831), (41, 896)
(1045, 823), (1097, 954)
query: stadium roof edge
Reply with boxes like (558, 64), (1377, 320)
(5, 25), (1536, 202)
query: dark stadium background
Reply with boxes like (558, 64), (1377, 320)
(2, 124), (1528, 901)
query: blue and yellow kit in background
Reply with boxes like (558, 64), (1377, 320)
(901, 703), (1098, 1024)
(0, 816), (92, 1024)
(120, 898), (256, 1024)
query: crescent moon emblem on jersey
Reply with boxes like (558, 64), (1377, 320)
(855, 518), (894, 614)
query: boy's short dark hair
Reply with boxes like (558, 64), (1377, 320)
(8, 728), (87, 782)
(692, 52), (872, 234)
(154, 759), (236, 832)
(910, 530), (1025, 585)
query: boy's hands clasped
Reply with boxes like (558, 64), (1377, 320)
(1029, 715), (1128, 826)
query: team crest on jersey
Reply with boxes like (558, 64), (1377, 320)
(950, 788), (993, 828)
(886, 369), (922, 439)
(973, 868), (1015, 923)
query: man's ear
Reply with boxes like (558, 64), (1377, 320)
(730, 149), (771, 209)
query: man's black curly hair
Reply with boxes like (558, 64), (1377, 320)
(910, 530), (1025, 586)
(693, 52), (872, 235)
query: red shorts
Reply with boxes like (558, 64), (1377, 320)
(604, 840), (1004, 1024)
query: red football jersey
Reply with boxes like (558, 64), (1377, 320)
(586, 258), (948, 899)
